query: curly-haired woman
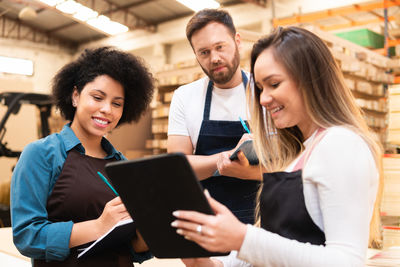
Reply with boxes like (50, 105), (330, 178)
(11, 47), (154, 266)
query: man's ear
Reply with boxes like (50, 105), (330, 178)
(235, 32), (241, 49)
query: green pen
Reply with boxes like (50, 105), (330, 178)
(97, 171), (119, 196)
(239, 116), (251, 134)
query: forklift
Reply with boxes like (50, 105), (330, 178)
(0, 92), (53, 227)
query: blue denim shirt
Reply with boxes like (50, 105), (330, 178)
(11, 124), (151, 263)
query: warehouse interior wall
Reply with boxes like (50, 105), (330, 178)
(0, 38), (73, 93)
(0, 79), (36, 182)
(0, 38), (72, 182)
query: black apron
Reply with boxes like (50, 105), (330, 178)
(34, 149), (136, 267)
(195, 71), (259, 224)
(260, 129), (326, 245)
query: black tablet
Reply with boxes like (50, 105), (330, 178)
(229, 139), (259, 165)
(105, 152), (228, 258)
(214, 139), (259, 176)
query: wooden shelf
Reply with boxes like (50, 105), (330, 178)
(156, 65), (204, 87)
(156, 84), (179, 91)
(352, 90), (386, 100)
(151, 105), (169, 119)
(273, 1), (400, 40)
(370, 125), (388, 132)
(362, 107), (387, 117)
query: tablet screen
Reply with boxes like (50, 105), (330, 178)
(105, 153), (229, 258)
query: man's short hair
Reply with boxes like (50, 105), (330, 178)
(186, 9), (236, 45)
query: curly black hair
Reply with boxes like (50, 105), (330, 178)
(52, 46), (154, 125)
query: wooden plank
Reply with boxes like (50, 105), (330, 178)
(273, 0), (400, 27)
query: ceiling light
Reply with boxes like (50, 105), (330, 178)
(0, 56), (33, 76)
(176, 0), (220, 12)
(73, 6), (98, 21)
(87, 15), (128, 35)
(18, 6), (37, 20)
(56, 0), (81, 14)
(87, 15), (110, 29)
(37, 0), (130, 36)
(102, 21), (129, 35)
(37, 0), (64, 7)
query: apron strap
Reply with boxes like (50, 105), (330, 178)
(203, 70), (248, 120)
(293, 128), (326, 171)
(241, 70), (248, 87)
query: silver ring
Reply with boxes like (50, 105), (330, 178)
(196, 225), (202, 235)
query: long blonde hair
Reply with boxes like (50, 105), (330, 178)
(248, 26), (383, 248)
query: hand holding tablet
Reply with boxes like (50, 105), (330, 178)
(105, 153), (229, 258)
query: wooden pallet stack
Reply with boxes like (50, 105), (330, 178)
(381, 155), (400, 250)
(146, 59), (204, 155)
(388, 85), (400, 146)
(307, 27), (397, 146)
(382, 155), (400, 217)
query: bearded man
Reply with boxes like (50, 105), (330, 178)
(167, 9), (260, 224)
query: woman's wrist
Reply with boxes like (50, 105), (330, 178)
(245, 165), (263, 180)
(69, 219), (102, 248)
(233, 223), (248, 251)
(93, 217), (105, 238)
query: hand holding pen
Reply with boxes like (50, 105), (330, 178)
(96, 196), (131, 235)
(230, 117), (253, 161)
(96, 172), (130, 235)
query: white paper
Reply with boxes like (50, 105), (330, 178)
(77, 218), (134, 258)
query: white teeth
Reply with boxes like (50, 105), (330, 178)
(94, 118), (108, 125)
(271, 106), (283, 114)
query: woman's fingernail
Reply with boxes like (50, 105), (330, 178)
(171, 221), (178, 227)
(176, 229), (183, 235)
(184, 235), (191, 240)
(172, 211), (179, 217)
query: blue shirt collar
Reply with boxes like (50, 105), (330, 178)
(59, 123), (123, 160)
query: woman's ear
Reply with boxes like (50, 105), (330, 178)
(72, 87), (79, 107)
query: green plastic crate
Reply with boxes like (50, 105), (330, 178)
(335, 29), (384, 49)
(335, 29), (395, 56)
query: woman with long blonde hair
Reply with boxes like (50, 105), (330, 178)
(172, 26), (382, 267)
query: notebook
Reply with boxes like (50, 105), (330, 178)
(77, 218), (135, 258)
(105, 153), (229, 258)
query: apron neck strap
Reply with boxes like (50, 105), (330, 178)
(203, 70), (247, 120)
(293, 127), (326, 172)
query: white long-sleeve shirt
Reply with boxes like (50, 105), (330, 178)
(217, 126), (379, 267)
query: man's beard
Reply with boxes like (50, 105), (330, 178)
(201, 47), (240, 85)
